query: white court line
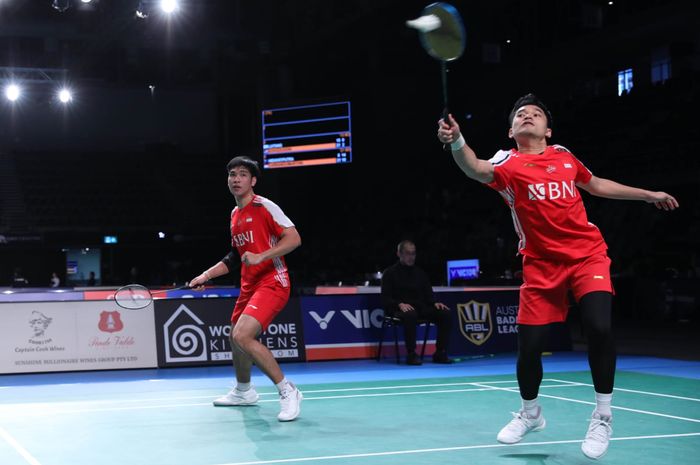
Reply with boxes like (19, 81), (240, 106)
(0, 426), (43, 465)
(212, 432), (700, 465)
(264, 383), (577, 403)
(471, 382), (700, 424)
(0, 383), (577, 416)
(0, 379), (575, 406)
(549, 378), (700, 403)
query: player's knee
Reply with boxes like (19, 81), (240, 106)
(231, 327), (255, 349)
(229, 332), (244, 352)
(586, 323), (613, 343)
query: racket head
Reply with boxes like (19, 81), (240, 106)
(114, 284), (153, 310)
(419, 2), (466, 62)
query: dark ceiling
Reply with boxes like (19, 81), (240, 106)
(0, 0), (694, 88)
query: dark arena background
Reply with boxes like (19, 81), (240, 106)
(0, 2), (699, 465)
(2, 0), (698, 342)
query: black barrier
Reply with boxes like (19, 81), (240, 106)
(300, 289), (572, 361)
(443, 291), (519, 356)
(439, 291), (572, 356)
(154, 297), (305, 367)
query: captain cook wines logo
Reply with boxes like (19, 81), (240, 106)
(28, 311), (53, 345)
(16, 310), (67, 356)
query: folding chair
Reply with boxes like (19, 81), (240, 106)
(376, 313), (432, 363)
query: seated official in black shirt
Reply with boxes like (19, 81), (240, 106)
(381, 240), (452, 365)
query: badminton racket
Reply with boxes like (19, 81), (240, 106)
(406, 2), (466, 124)
(113, 283), (197, 310)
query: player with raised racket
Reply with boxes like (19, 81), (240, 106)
(437, 94), (678, 459)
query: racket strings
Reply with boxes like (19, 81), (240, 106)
(115, 284), (153, 309)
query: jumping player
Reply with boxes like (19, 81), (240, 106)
(437, 94), (678, 459)
(190, 156), (303, 422)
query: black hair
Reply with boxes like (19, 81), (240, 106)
(508, 93), (553, 129)
(226, 156), (260, 179)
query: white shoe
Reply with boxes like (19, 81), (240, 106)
(213, 386), (259, 406)
(497, 409), (546, 444)
(277, 384), (303, 422)
(581, 411), (612, 460)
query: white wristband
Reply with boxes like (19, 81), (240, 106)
(450, 134), (466, 151)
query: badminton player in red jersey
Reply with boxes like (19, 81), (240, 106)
(190, 156), (303, 422)
(437, 94), (678, 459)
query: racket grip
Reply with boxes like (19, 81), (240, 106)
(442, 107), (452, 152)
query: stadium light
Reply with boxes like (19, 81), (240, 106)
(160, 0), (179, 14)
(58, 88), (73, 103)
(137, 0), (180, 19)
(4, 84), (21, 102)
(52, 0), (71, 13)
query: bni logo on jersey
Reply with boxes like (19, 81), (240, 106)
(527, 181), (577, 201)
(457, 300), (492, 346)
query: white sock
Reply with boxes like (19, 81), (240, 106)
(236, 382), (251, 392)
(595, 392), (613, 418)
(522, 398), (540, 418)
(275, 378), (292, 394)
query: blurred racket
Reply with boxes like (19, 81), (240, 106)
(406, 2), (466, 124)
(113, 283), (195, 310)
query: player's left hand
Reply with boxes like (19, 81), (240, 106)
(435, 302), (450, 311)
(241, 252), (264, 266)
(647, 192), (679, 211)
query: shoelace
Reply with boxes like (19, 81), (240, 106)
(280, 388), (295, 400)
(508, 412), (529, 428)
(512, 411), (537, 421)
(586, 418), (612, 442)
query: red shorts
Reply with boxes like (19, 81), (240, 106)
(231, 281), (290, 331)
(518, 253), (614, 325)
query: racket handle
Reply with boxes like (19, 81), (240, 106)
(442, 107), (452, 152)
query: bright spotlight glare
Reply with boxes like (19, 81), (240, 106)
(81, 0), (93, 3)
(58, 89), (73, 103)
(5, 84), (20, 102)
(160, 0), (179, 14)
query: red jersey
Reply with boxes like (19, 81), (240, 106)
(486, 145), (607, 261)
(230, 195), (294, 289)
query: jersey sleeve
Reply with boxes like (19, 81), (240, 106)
(260, 198), (294, 236)
(486, 149), (512, 191)
(570, 153), (593, 184)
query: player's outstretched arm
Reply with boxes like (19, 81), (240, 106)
(241, 227), (301, 266)
(190, 261), (230, 289)
(578, 176), (679, 211)
(437, 114), (494, 184)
